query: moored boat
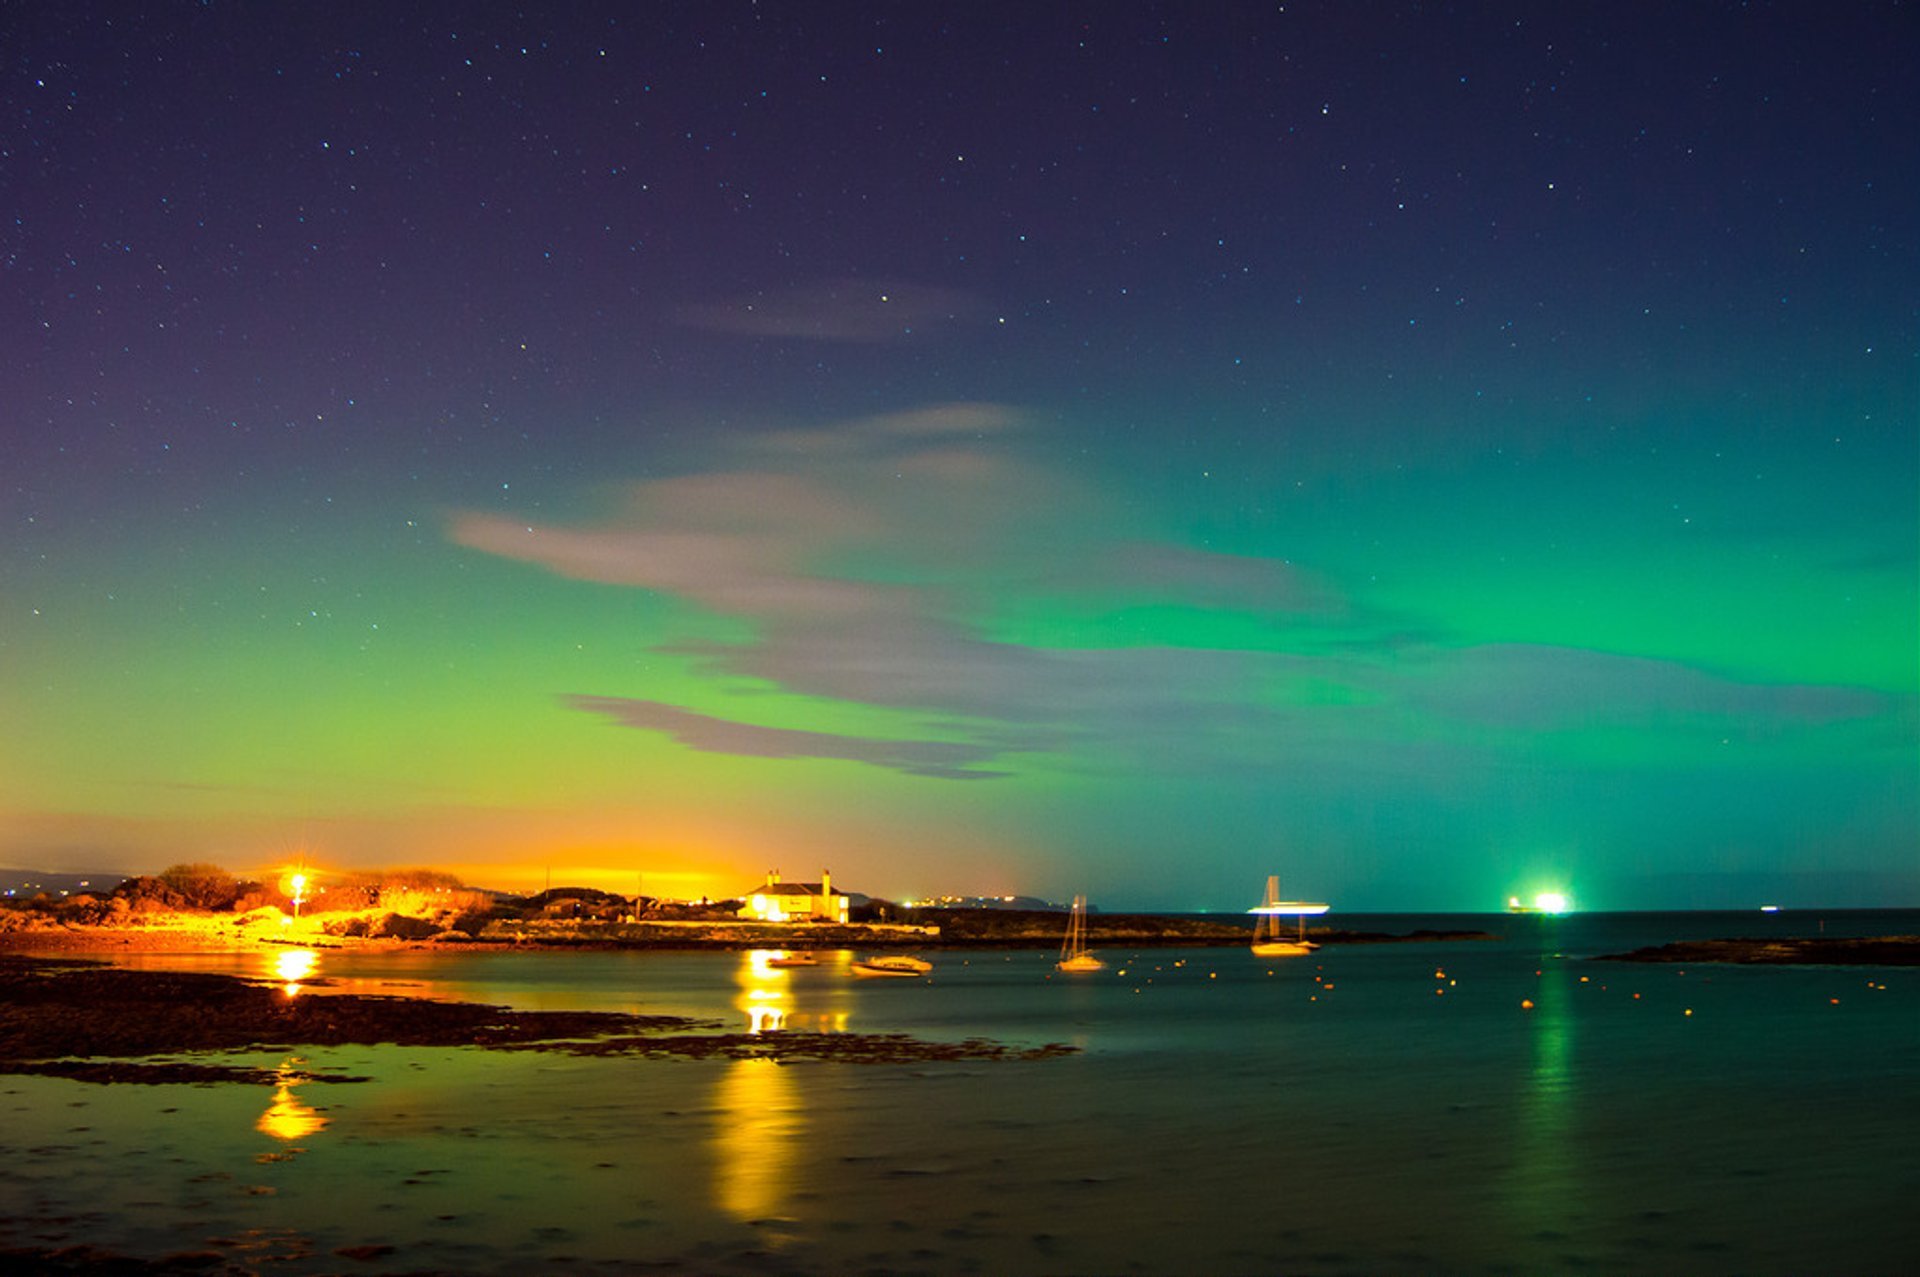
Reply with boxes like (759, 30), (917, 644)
(851, 955), (932, 978)
(1056, 894), (1106, 972)
(1250, 874), (1327, 957)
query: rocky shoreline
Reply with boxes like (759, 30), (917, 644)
(0, 911), (1511, 1087)
(0, 954), (1075, 1085)
(1598, 935), (1920, 966)
(0, 909), (1501, 953)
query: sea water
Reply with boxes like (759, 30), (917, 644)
(3, 911), (1916, 1274)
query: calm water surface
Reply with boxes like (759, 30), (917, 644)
(4, 911), (1916, 1274)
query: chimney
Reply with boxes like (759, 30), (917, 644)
(768, 868), (780, 886)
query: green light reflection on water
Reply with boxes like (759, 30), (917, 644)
(1506, 945), (1576, 1242)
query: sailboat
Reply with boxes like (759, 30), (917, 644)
(1250, 875), (1328, 957)
(1056, 894), (1106, 972)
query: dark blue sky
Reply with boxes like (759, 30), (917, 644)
(3, 3), (1914, 909)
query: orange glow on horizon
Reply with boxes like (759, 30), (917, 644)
(438, 863), (746, 900)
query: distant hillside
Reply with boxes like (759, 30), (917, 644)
(904, 907), (1248, 943)
(0, 868), (126, 898)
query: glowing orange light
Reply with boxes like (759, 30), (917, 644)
(279, 869), (311, 918)
(272, 948), (319, 997)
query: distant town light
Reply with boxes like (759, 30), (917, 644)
(280, 869), (310, 918)
(1533, 891), (1570, 915)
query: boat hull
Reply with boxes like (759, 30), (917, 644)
(850, 956), (931, 978)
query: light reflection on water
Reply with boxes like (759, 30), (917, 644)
(710, 1057), (800, 1224)
(255, 1057), (328, 1143)
(270, 947), (320, 996)
(733, 949), (854, 1034)
(1506, 952), (1574, 1239)
(709, 951), (863, 1224)
(10, 911), (1916, 1274)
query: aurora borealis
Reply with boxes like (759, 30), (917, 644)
(2, 4), (1913, 909)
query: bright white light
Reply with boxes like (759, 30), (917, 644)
(1533, 891), (1570, 915)
(273, 948), (319, 996)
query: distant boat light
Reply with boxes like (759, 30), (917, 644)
(1533, 892), (1570, 915)
(1760, 904), (1780, 913)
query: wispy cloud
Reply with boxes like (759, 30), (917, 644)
(568, 696), (1018, 780)
(1394, 643), (1890, 735)
(450, 402), (1898, 781)
(450, 403), (1343, 775)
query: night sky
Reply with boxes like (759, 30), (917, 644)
(3, 3), (1914, 910)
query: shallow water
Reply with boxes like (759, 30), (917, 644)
(4, 911), (1916, 1274)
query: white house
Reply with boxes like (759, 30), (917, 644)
(737, 868), (850, 923)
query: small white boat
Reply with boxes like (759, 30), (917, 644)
(1056, 894), (1106, 972)
(1250, 875), (1326, 958)
(851, 955), (932, 978)
(765, 952), (818, 968)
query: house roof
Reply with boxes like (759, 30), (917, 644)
(743, 881), (840, 898)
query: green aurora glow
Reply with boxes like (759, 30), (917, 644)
(2, 5), (1913, 909)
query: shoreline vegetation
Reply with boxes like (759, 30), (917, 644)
(0, 907), (1500, 953)
(0, 864), (1502, 953)
(5, 874), (1912, 964)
